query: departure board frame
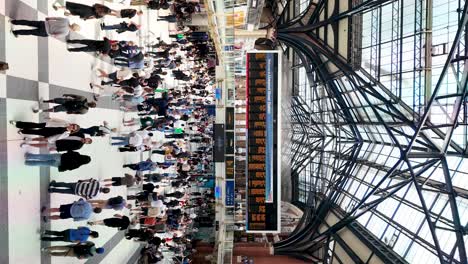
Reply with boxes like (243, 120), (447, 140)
(245, 51), (281, 233)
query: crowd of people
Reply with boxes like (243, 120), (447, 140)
(9, 1), (216, 263)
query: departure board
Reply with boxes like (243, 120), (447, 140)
(246, 51), (281, 233)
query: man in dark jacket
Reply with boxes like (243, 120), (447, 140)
(53, 132), (92, 151)
(22, 132), (92, 151)
(13, 121), (80, 138)
(33, 94), (96, 114)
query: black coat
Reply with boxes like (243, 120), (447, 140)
(55, 132), (85, 151)
(59, 151), (91, 172)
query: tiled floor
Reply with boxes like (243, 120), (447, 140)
(0, 0), (174, 263)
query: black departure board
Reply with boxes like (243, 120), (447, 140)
(246, 52), (280, 233)
(226, 107), (235, 130)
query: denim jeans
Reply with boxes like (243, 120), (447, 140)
(111, 136), (130, 146)
(25, 153), (61, 167)
(102, 24), (124, 30)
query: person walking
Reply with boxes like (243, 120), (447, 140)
(96, 68), (133, 85)
(112, 9), (143, 18)
(123, 159), (157, 172)
(101, 21), (140, 33)
(10, 17), (80, 38)
(88, 196), (128, 210)
(10, 119), (80, 138)
(48, 178), (110, 199)
(113, 52), (145, 69)
(88, 214), (131, 230)
(103, 173), (139, 187)
(165, 191), (185, 199)
(53, 2), (111, 20)
(33, 95), (96, 114)
(25, 151), (91, 171)
(66, 37), (113, 54)
(110, 131), (151, 150)
(156, 14), (177, 23)
(42, 242), (104, 259)
(42, 198), (101, 222)
(41, 227), (99, 242)
(79, 121), (116, 137)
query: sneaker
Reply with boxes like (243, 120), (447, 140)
(42, 216), (48, 223)
(9, 120), (16, 125)
(20, 143), (27, 148)
(32, 108), (39, 113)
(41, 247), (47, 252)
(49, 180), (56, 187)
(11, 30), (18, 38)
(41, 206), (47, 214)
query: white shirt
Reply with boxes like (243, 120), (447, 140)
(173, 120), (186, 129)
(63, 136), (82, 141)
(47, 131), (70, 143)
(129, 133), (143, 146)
(151, 199), (164, 208)
(45, 118), (69, 127)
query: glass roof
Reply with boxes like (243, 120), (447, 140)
(285, 0), (468, 263)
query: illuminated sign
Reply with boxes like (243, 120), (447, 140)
(246, 51), (281, 233)
(226, 156), (235, 179)
(226, 180), (235, 207)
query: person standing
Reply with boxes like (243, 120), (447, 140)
(11, 17), (80, 38)
(42, 242), (104, 259)
(41, 227), (99, 242)
(25, 151), (91, 171)
(42, 198), (101, 222)
(100, 22), (140, 33)
(23, 132), (93, 151)
(33, 95), (96, 114)
(48, 178), (110, 199)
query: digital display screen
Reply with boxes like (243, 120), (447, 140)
(246, 52), (280, 233)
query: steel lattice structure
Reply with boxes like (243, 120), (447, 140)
(271, 0), (468, 263)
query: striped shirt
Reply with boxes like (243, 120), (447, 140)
(75, 180), (100, 199)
